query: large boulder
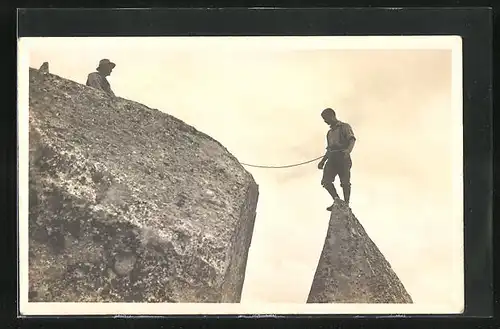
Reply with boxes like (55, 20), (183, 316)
(307, 203), (413, 303)
(27, 67), (259, 303)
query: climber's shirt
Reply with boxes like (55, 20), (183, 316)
(326, 121), (356, 153)
(86, 72), (115, 96)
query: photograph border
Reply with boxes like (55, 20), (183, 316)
(17, 34), (465, 316)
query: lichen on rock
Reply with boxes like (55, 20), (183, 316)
(307, 203), (413, 303)
(27, 67), (259, 303)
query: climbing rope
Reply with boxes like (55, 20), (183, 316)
(240, 155), (324, 169)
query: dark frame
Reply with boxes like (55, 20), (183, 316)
(10, 6), (494, 329)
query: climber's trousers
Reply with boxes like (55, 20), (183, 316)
(321, 154), (352, 203)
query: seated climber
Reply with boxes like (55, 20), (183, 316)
(86, 59), (116, 96)
(317, 108), (356, 211)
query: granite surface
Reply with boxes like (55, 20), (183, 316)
(28, 67), (259, 303)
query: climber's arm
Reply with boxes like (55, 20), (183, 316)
(318, 134), (330, 169)
(342, 124), (356, 154)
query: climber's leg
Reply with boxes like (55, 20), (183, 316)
(321, 160), (340, 211)
(339, 155), (353, 205)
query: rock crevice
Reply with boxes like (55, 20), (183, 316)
(28, 68), (259, 303)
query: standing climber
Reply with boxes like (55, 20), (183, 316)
(86, 59), (116, 96)
(317, 108), (356, 210)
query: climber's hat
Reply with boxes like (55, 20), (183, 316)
(96, 59), (116, 71)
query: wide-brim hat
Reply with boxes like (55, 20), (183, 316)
(96, 58), (116, 71)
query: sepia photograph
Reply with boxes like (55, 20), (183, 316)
(18, 35), (463, 315)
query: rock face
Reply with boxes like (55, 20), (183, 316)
(307, 203), (413, 303)
(27, 68), (259, 303)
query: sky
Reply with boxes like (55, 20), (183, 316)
(21, 36), (463, 311)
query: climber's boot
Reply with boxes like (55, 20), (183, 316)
(326, 197), (341, 211)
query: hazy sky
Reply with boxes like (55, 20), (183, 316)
(23, 37), (463, 309)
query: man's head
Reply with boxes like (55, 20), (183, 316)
(321, 108), (338, 126)
(96, 59), (116, 76)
